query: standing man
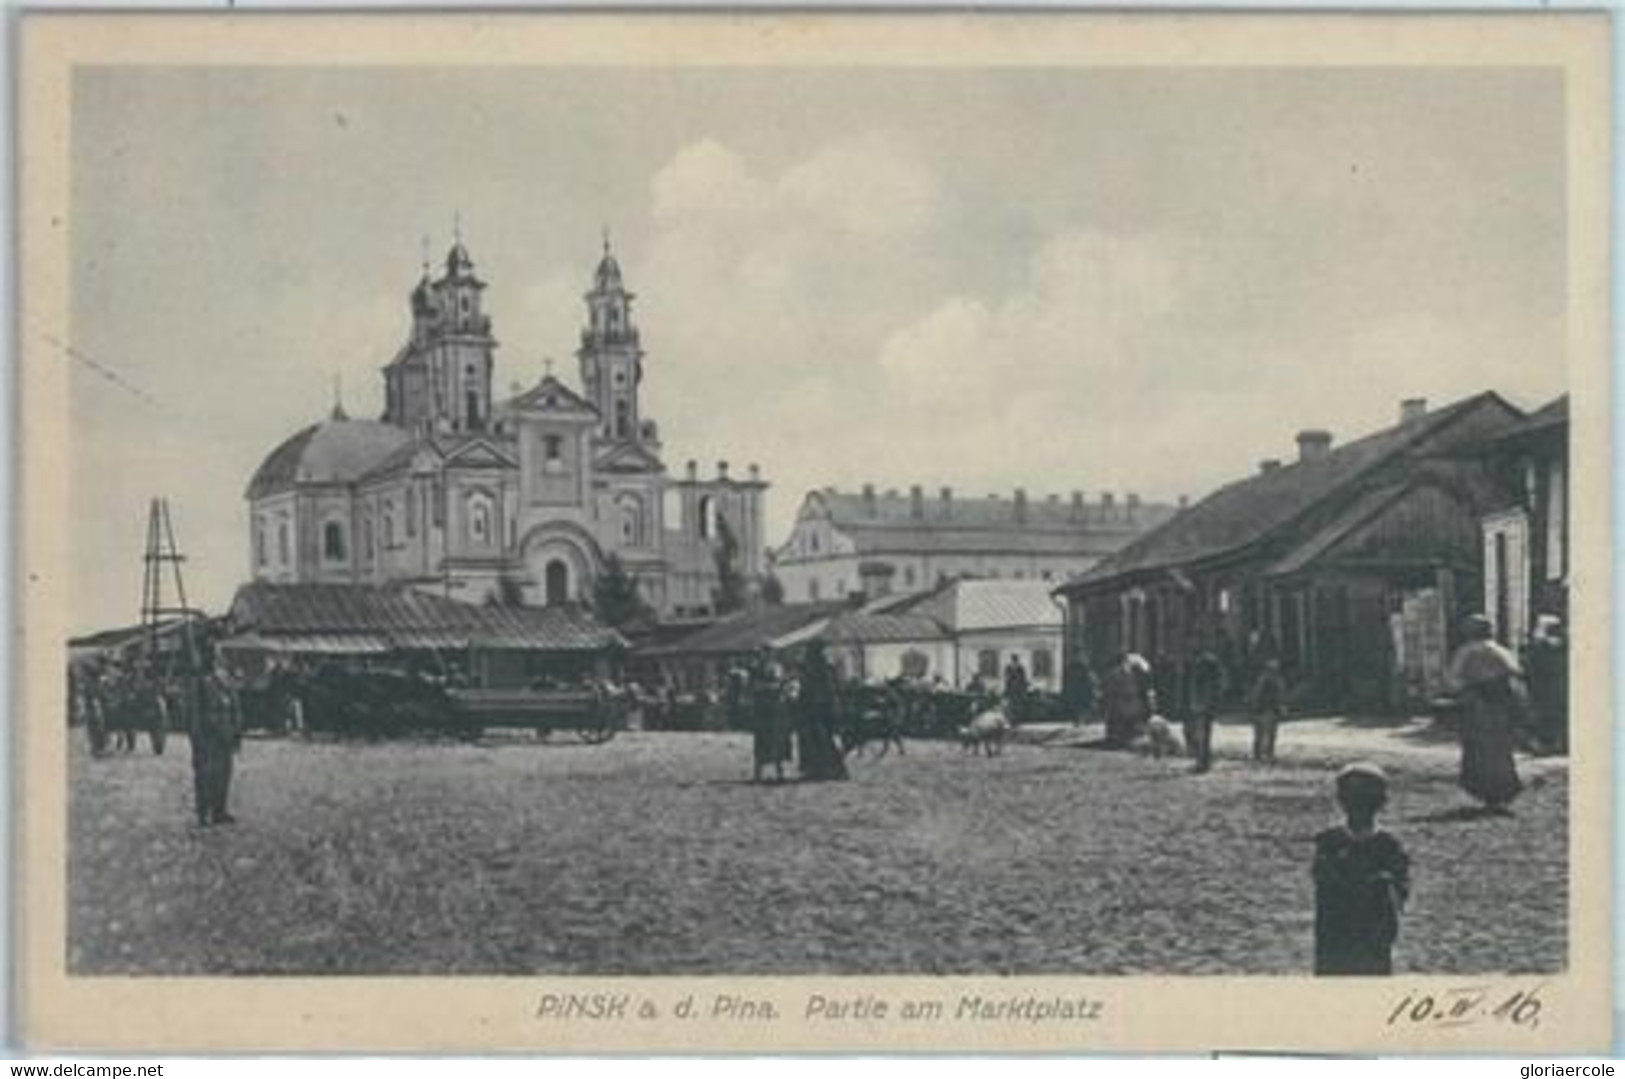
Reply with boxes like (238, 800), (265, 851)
(1186, 646), (1229, 774)
(187, 645), (240, 827)
(1002, 654), (1030, 725)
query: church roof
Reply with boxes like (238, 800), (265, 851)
(506, 375), (598, 417)
(246, 416), (414, 500)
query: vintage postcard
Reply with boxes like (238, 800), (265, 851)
(16, 10), (1613, 1053)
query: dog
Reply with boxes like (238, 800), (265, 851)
(959, 707), (1011, 757)
(1143, 713), (1184, 759)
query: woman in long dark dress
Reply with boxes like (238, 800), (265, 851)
(749, 650), (792, 783)
(1445, 614), (1525, 812)
(795, 642), (849, 782)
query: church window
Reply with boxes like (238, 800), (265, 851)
(468, 494), (492, 547)
(543, 434), (565, 474)
(698, 496), (718, 540)
(277, 520), (289, 565)
(405, 489), (417, 537)
(613, 370), (626, 388)
(809, 532), (820, 555)
(254, 519), (267, 567)
(614, 399), (630, 439)
(383, 509), (395, 549)
(323, 521), (347, 562)
(619, 499), (642, 547)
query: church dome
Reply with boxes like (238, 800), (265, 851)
(246, 415), (414, 500)
(594, 250), (623, 291)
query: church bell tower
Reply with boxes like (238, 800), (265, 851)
(383, 225), (498, 437)
(577, 233), (647, 447)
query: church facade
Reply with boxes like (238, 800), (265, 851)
(245, 239), (767, 618)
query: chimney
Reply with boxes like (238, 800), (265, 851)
(909, 484), (924, 519)
(939, 486), (953, 519)
(1400, 397), (1428, 426)
(1126, 492), (1141, 523)
(685, 459), (698, 481)
(748, 463), (760, 482)
(1296, 429), (1333, 463)
(1070, 491), (1085, 521)
(717, 460), (730, 480)
(862, 483), (877, 516)
(1259, 459), (1282, 475)
(1102, 492), (1116, 520)
(1178, 494), (1190, 510)
(1014, 488), (1028, 523)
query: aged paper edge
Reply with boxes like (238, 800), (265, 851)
(15, 10), (1614, 1054)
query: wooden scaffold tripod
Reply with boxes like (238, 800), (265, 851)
(140, 497), (203, 677)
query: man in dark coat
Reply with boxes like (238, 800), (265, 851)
(187, 650), (240, 827)
(1185, 648), (1228, 774)
(1002, 655), (1030, 725)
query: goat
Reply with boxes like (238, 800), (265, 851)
(958, 707), (1010, 757)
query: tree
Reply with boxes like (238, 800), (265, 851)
(711, 514), (747, 615)
(592, 554), (654, 631)
(759, 571), (785, 606)
(491, 573), (528, 608)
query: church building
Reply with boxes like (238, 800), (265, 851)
(245, 236), (767, 618)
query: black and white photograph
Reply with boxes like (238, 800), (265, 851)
(18, 11), (1613, 1053)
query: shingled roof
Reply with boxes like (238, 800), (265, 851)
(1059, 391), (1522, 591)
(640, 602), (847, 656)
(226, 582), (624, 653)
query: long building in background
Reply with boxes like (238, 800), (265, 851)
(771, 484), (1179, 604)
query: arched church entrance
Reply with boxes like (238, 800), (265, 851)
(518, 522), (603, 609)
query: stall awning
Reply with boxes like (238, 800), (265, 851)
(219, 631), (392, 655)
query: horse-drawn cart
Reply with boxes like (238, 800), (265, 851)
(444, 686), (628, 743)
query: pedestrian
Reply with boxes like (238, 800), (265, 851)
(1445, 614), (1525, 814)
(1526, 614), (1568, 755)
(187, 647), (240, 827)
(1100, 652), (1152, 748)
(1313, 762), (1409, 976)
(749, 648), (792, 783)
(1248, 657), (1287, 763)
(1185, 648), (1228, 774)
(795, 641), (848, 782)
(1002, 654), (1030, 725)
(1062, 656), (1097, 726)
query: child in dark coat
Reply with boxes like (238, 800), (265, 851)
(1313, 762), (1409, 975)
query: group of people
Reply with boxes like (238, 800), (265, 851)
(731, 641), (849, 784)
(1092, 648), (1286, 772)
(72, 643), (242, 828)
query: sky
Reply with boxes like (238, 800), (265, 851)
(66, 64), (1568, 635)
